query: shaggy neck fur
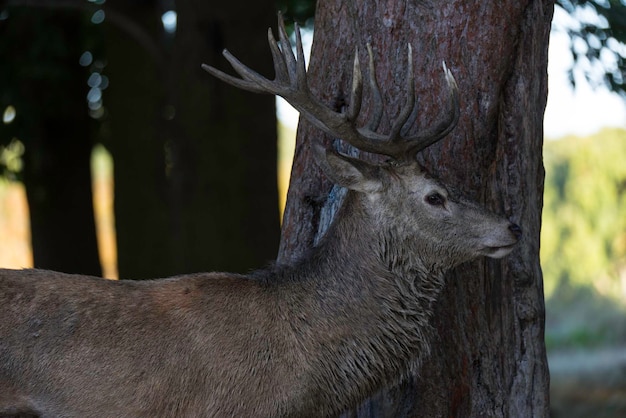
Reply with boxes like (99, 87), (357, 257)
(271, 190), (447, 415)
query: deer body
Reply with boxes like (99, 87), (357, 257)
(1, 167), (518, 417)
(1, 17), (521, 417)
(1, 270), (308, 417)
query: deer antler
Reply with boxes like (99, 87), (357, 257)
(202, 15), (460, 161)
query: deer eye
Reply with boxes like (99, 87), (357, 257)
(425, 192), (446, 207)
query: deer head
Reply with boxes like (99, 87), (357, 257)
(202, 16), (521, 271)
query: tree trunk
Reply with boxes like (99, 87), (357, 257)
(278, 1), (553, 416)
(3, 10), (102, 276)
(167, 0), (280, 275)
(103, 1), (279, 279)
(23, 116), (100, 277)
(103, 0), (173, 279)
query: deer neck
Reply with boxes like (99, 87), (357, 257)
(278, 191), (446, 413)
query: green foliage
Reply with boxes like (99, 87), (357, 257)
(556, 0), (626, 94)
(542, 127), (626, 295)
(542, 128), (626, 347)
(0, 7), (103, 179)
(277, 0), (316, 25)
(0, 138), (24, 179)
(545, 278), (626, 348)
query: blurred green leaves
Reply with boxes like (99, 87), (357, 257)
(555, 0), (626, 94)
(0, 138), (24, 179)
(542, 128), (626, 300)
(277, 0), (316, 25)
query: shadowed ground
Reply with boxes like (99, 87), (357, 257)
(549, 346), (626, 418)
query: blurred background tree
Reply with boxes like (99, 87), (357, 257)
(542, 128), (626, 347)
(0, 8), (101, 276)
(0, 0), (280, 278)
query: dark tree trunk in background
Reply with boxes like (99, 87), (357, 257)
(167, 1), (280, 275)
(103, 0), (173, 279)
(103, 0), (279, 279)
(2, 10), (101, 276)
(23, 117), (100, 277)
(278, 1), (553, 416)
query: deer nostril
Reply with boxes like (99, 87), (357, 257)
(509, 223), (522, 240)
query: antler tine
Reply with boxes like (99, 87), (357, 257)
(267, 28), (289, 84)
(202, 16), (348, 138)
(277, 15), (298, 83)
(388, 44), (416, 141)
(365, 44), (384, 132)
(202, 14), (459, 162)
(201, 14), (297, 96)
(201, 51), (272, 94)
(402, 61), (460, 156)
(346, 48), (363, 122)
(342, 48), (459, 160)
(293, 23), (309, 91)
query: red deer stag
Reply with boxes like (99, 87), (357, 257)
(0, 16), (521, 418)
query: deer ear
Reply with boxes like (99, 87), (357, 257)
(312, 144), (383, 193)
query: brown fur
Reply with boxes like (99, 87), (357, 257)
(0, 154), (520, 417)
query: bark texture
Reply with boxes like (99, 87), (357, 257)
(278, 0), (553, 416)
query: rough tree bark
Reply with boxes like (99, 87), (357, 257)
(278, 1), (553, 416)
